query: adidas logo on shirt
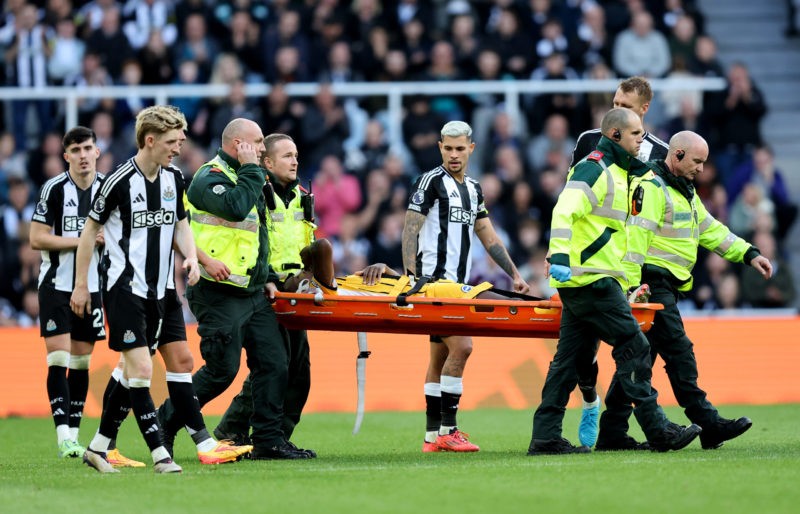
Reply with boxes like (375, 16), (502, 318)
(133, 193), (145, 203)
(65, 199), (77, 207)
(449, 190), (459, 198)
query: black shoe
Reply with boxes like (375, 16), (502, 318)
(251, 440), (314, 460)
(527, 437), (591, 456)
(213, 426), (253, 447)
(649, 423), (702, 452)
(699, 417), (752, 450)
(286, 440), (317, 458)
(595, 434), (651, 451)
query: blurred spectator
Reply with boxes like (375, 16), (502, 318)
(137, 30), (175, 84)
(223, 9), (265, 82)
(4, 3), (54, 151)
(85, 5), (134, 80)
(263, 9), (310, 83)
(525, 113), (575, 176)
(705, 62), (768, 179)
(321, 33), (363, 84)
(0, 178), (35, 310)
(490, 143), (526, 189)
(582, 61), (616, 128)
(358, 25), (391, 82)
(76, 0), (121, 36)
(420, 41), (466, 121)
(741, 230), (796, 308)
(90, 111), (131, 167)
(726, 145), (798, 243)
(400, 16), (433, 76)
(368, 210), (405, 272)
(15, 283), (39, 327)
(309, 11), (349, 77)
(448, 12), (481, 79)
(349, 119), (389, 179)
(26, 131), (64, 189)
(728, 183), (775, 240)
(312, 155), (361, 239)
(688, 35), (725, 78)
(67, 51), (113, 126)
(525, 52), (581, 135)
(715, 272), (742, 310)
(693, 160), (729, 223)
(173, 12), (220, 81)
(612, 10), (671, 78)
(114, 59), (151, 133)
(209, 79), (263, 150)
(48, 17), (85, 86)
(121, 0), (177, 50)
(260, 83), (303, 142)
(485, 110), (525, 169)
(667, 14), (698, 68)
(659, 0), (706, 36)
(0, 133), (28, 201)
(170, 60), (206, 129)
(402, 95), (444, 173)
(347, 0), (388, 59)
(568, 2), (612, 74)
(483, 6), (534, 78)
(534, 17), (569, 64)
(332, 213), (370, 275)
(387, 0), (436, 38)
(301, 84), (350, 169)
(174, 0), (211, 38)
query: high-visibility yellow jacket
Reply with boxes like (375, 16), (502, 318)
(549, 137), (644, 289)
(266, 176), (316, 281)
(187, 152), (269, 292)
(625, 160), (759, 291)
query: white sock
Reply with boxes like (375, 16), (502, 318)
(89, 432), (112, 453)
(56, 424), (71, 445)
(440, 375), (463, 395)
(583, 397), (600, 410)
(439, 425), (456, 436)
(425, 431), (438, 443)
(196, 438), (216, 452)
(151, 446), (171, 463)
(68, 426), (79, 442)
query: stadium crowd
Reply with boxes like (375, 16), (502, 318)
(0, 0), (797, 327)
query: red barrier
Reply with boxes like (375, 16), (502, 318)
(2, 316), (798, 418)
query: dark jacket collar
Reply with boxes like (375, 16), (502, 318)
(596, 136), (635, 170)
(651, 160), (694, 200)
(266, 169), (300, 199)
(217, 149), (241, 171)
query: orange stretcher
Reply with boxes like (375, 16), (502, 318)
(273, 292), (663, 337)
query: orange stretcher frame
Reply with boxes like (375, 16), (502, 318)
(273, 292), (663, 337)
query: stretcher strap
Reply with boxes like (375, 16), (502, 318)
(396, 276), (430, 306)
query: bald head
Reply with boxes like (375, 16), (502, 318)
(222, 118), (258, 146)
(601, 108), (643, 157)
(221, 118), (266, 162)
(667, 130), (708, 180)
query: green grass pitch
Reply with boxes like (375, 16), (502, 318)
(1, 405), (798, 514)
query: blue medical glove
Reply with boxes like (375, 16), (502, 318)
(550, 264), (572, 282)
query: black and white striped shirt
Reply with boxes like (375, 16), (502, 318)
(32, 171), (105, 293)
(407, 166), (488, 283)
(569, 128), (669, 168)
(89, 158), (186, 300)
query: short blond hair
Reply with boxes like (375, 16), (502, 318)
(134, 105), (187, 149)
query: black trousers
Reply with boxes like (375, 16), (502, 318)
(216, 327), (311, 440)
(531, 278), (669, 444)
(598, 280), (721, 439)
(160, 282), (288, 448)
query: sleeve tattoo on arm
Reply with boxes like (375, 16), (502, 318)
(487, 243), (516, 278)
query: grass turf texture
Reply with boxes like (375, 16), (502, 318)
(1, 405), (798, 514)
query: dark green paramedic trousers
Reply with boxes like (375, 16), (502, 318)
(531, 278), (670, 444)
